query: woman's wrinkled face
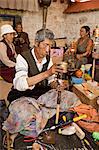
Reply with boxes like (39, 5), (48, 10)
(38, 38), (51, 58)
(80, 27), (88, 38)
(4, 33), (15, 43)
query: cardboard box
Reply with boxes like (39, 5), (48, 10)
(72, 84), (99, 109)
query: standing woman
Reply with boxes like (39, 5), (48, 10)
(0, 24), (17, 83)
(75, 26), (93, 69)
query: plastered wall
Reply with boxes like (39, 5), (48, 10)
(0, 1), (99, 46)
(22, 1), (99, 46)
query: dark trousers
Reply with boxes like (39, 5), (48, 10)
(7, 86), (51, 103)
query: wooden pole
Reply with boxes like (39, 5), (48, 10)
(92, 58), (95, 81)
(55, 90), (61, 124)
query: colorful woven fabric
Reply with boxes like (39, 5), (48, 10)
(2, 89), (79, 137)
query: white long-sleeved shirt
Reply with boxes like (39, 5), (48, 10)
(13, 48), (54, 91)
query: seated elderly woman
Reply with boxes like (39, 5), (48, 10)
(0, 24), (17, 83)
(64, 26), (93, 69)
(0, 24), (17, 102)
(75, 26), (93, 69)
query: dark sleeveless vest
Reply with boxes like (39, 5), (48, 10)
(21, 49), (50, 87)
(0, 39), (16, 83)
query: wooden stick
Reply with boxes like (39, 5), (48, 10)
(55, 90), (61, 124)
(55, 104), (60, 124)
(92, 58), (95, 81)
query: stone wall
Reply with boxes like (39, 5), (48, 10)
(22, 1), (99, 46)
(0, 1), (99, 46)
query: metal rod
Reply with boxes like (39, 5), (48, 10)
(43, 6), (48, 29)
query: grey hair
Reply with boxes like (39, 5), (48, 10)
(35, 28), (54, 42)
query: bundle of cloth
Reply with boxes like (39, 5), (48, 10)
(2, 89), (80, 137)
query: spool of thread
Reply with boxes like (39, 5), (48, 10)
(72, 122), (85, 140)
